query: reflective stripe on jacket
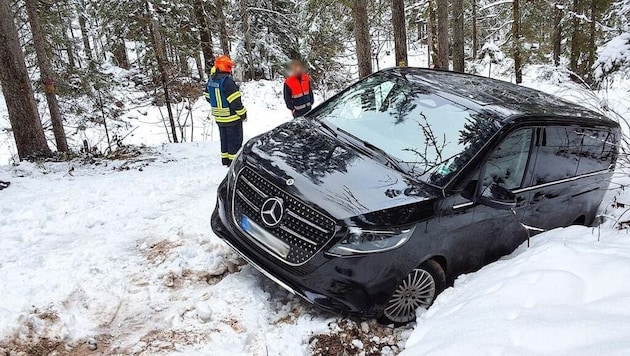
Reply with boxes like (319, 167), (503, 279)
(284, 74), (314, 116)
(205, 72), (247, 125)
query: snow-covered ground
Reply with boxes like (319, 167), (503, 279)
(2, 55), (630, 354)
(403, 226), (630, 355)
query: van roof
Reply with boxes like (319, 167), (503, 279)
(387, 67), (617, 126)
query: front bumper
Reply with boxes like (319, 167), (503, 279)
(211, 178), (419, 318)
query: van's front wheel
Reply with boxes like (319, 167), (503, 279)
(381, 260), (446, 324)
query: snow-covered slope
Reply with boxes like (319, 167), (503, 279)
(402, 227), (630, 355)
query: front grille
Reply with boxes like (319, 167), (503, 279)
(232, 166), (336, 265)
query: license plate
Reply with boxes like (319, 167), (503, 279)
(241, 215), (252, 232)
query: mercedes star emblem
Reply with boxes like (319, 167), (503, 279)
(260, 197), (284, 227)
(286, 178), (295, 186)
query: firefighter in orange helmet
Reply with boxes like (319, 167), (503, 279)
(204, 55), (247, 166)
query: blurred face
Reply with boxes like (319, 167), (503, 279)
(290, 62), (305, 76)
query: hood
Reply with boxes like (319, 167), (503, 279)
(242, 118), (439, 221)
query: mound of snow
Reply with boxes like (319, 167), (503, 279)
(403, 227), (630, 355)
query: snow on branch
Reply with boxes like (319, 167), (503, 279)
(594, 30), (630, 81)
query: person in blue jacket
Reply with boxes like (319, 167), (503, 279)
(204, 55), (247, 166)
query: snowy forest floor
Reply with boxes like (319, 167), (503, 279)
(1, 64), (630, 355)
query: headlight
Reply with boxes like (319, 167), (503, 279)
(327, 226), (415, 256)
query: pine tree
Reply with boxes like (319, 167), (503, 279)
(24, 0), (69, 153)
(0, 0), (51, 159)
(436, 0), (448, 69)
(352, 0), (372, 78)
(392, 0), (408, 66)
(452, 0), (465, 72)
(192, 0), (214, 70)
(512, 0), (522, 83)
(215, 0), (230, 55)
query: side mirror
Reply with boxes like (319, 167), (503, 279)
(460, 180), (477, 200)
(478, 183), (517, 210)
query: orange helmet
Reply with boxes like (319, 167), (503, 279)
(215, 55), (235, 73)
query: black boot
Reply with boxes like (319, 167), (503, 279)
(222, 158), (231, 166)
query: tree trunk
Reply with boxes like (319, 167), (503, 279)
(428, 0), (438, 67)
(24, 0), (69, 152)
(146, 0), (178, 143)
(352, 0), (372, 78)
(512, 0), (522, 83)
(472, 0), (478, 59)
(553, 2), (562, 66)
(391, 0), (408, 66)
(436, 0), (448, 69)
(569, 0), (581, 74)
(194, 51), (204, 79)
(452, 0), (464, 72)
(215, 0), (230, 55)
(58, 8), (76, 71)
(78, 1), (93, 65)
(192, 0), (214, 70)
(112, 35), (129, 69)
(0, 0), (50, 159)
(240, 0), (254, 80)
(586, 0), (598, 83)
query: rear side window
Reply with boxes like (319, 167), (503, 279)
(532, 127), (581, 185)
(576, 128), (617, 175)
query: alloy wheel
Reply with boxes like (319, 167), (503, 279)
(383, 269), (436, 323)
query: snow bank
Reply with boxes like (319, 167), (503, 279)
(403, 227), (630, 355)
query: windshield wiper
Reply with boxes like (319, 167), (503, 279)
(335, 127), (407, 173)
(316, 120), (338, 137)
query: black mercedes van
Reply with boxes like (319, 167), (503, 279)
(211, 68), (619, 323)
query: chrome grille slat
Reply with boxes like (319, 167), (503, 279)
(286, 210), (329, 233)
(240, 176), (268, 198)
(279, 225), (318, 246)
(236, 190), (259, 211)
(232, 166), (336, 265)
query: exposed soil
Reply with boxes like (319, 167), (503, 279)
(310, 319), (406, 356)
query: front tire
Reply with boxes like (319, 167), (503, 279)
(381, 259), (446, 324)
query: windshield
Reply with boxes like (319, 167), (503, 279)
(308, 72), (500, 186)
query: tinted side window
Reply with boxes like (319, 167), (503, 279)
(482, 129), (533, 191)
(532, 127), (581, 185)
(576, 128), (617, 175)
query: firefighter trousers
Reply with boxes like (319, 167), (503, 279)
(218, 120), (243, 166)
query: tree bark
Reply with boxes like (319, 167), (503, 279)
(428, 0), (437, 66)
(78, 1), (93, 65)
(112, 35), (129, 69)
(552, 2), (562, 66)
(240, 0), (254, 80)
(192, 0), (214, 70)
(58, 7), (76, 71)
(24, 0), (68, 152)
(352, 0), (372, 78)
(569, 0), (581, 74)
(586, 0), (598, 83)
(194, 51), (204, 79)
(0, 0), (50, 159)
(472, 0), (478, 59)
(452, 0), (465, 72)
(512, 0), (522, 83)
(391, 0), (408, 66)
(146, 0), (178, 143)
(215, 0), (230, 55)
(436, 0), (449, 69)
